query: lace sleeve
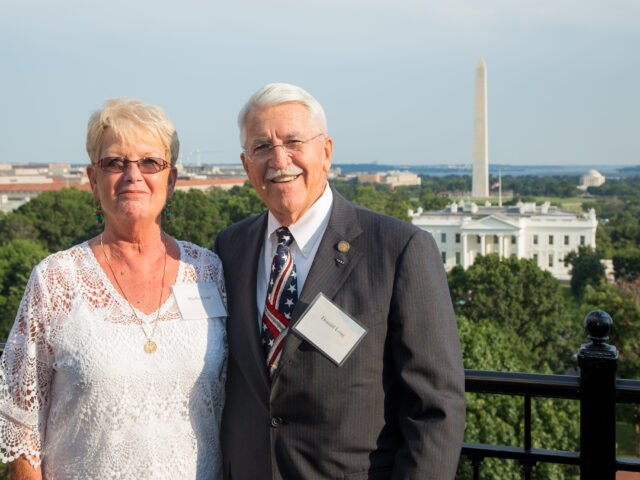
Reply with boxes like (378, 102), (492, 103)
(212, 253), (227, 313)
(0, 262), (58, 467)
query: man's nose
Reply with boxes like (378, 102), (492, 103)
(269, 145), (292, 168)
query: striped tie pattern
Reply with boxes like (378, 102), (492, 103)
(262, 227), (298, 377)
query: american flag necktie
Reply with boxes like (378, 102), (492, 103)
(262, 227), (298, 377)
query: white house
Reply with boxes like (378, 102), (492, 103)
(410, 200), (598, 281)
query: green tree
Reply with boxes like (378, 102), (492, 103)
(419, 188), (449, 211)
(449, 255), (579, 372)
(608, 211), (640, 249)
(596, 224), (615, 259)
(211, 183), (266, 224)
(563, 246), (605, 297)
(15, 188), (102, 251)
(352, 185), (388, 213)
(162, 189), (225, 249)
(0, 239), (49, 340)
(613, 247), (640, 282)
(0, 212), (39, 244)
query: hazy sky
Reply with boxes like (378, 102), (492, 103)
(1, 0), (638, 166)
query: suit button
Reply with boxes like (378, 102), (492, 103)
(271, 417), (283, 428)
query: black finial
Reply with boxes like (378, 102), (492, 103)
(584, 310), (613, 344)
(578, 310), (618, 360)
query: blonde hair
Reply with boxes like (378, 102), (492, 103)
(86, 98), (179, 165)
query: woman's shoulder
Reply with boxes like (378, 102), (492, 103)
(34, 241), (92, 275)
(177, 240), (219, 263)
(176, 240), (223, 278)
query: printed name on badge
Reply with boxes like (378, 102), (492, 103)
(172, 283), (227, 320)
(292, 293), (367, 366)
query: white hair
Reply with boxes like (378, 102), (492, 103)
(238, 83), (328, 147)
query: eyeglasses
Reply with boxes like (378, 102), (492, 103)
(245, 133), (324, 162)
(97, 157), (169, 174)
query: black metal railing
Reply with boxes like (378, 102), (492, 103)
(461, 310), (640, 479)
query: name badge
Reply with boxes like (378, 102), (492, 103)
(292, 293), (367, 366)
(172, 283), (227, 320)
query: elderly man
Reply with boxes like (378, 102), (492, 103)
(214, 83), (465, 480)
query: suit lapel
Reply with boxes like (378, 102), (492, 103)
(273, 191), (363, 380)
(228, 212), (271, 394)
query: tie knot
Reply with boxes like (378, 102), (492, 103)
(275, 227), (294, 248)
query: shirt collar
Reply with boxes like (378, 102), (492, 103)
(266, 184), (333, 258)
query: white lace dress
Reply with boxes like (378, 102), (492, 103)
(0, 240), (227, 479)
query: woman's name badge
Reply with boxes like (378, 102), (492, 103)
(292, 293), (367, 366)
(172, 283), (227, 320)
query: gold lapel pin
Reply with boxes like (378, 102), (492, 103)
(337, 240), (350, 253)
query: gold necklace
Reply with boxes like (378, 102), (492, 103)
(100, 233), (167, 354)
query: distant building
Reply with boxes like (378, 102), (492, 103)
(0, 175), (54, 185)
(411, 200), (597, 281)
(356, 173), (382, 184)
(355, 171), (420, 188)
(382, 170), (421, 188)
(0, 176), (247, 213)
(579, 170), (605, 190)
(173, 178), (246, 192)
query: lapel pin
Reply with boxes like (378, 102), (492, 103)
(337, 240), (350, 253)
(335, 258), (345, 265)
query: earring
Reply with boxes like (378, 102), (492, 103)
(164, 203), (173, 222)
(94, 203), (104, 224)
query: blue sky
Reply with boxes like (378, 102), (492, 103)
(1, 0), (638, 166)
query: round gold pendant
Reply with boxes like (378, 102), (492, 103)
(144, 340), (157, 354)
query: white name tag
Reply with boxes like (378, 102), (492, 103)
(292, 293), (367, 366)
(172, 283), (227, 320)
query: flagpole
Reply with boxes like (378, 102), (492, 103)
(499, 168), (502, 207)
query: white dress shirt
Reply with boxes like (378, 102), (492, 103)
(256, 185), (333, 331)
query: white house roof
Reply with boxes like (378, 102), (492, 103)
(461, 214), (520, 232)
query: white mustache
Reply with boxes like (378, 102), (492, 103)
(264, 168), (303, 180)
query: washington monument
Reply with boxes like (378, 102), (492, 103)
(472, 57), (489, 198)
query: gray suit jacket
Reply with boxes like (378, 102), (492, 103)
(214, 189), (465, 480)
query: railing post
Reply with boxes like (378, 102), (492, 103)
(578, 310), (618, 480)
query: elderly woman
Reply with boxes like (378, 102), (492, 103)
(0, 98), (227, 479)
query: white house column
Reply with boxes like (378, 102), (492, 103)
(516, 233), (525, 259)
(480, 234), (486, 256)
(498, 234), (504, 258)
(461, 233), (468, 269)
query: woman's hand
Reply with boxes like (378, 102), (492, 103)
(9, 455), (42, 480)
